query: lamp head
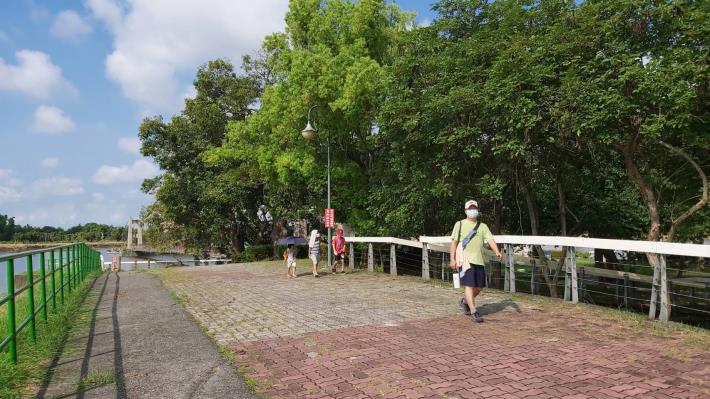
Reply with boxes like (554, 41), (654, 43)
(301, 122), (316, 140)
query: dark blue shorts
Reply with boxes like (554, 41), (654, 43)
(461, 265), (486, 288)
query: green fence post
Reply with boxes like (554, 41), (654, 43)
(78, 245), (82, 282)
(40, 251), (47, 321)
(81, 245), (85, 280)
(26, 254), (36, 342)
(50, 250), (56, 310)
(59, 247), (64, 305)
(6, 259), (17, 363)
(69, 245), (74, 290)
(77, 244), (81, 282)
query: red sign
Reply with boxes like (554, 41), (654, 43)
(324, 208), (335, 228)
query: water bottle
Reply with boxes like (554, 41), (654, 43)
(453, 267), (462, 288)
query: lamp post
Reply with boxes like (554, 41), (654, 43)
(301, 105), (332, 269)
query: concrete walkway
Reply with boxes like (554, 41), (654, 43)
(34, 271), (258, 399)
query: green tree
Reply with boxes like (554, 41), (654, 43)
(139, 59), (261, 255)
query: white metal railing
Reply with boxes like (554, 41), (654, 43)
(346, 235), (710, 323)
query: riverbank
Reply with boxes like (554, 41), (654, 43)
(0, 241), (124, 252)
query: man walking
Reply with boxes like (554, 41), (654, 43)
(331, 227), (347, 273)
(450, 200), (503, 323)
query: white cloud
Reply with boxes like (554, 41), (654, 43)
(31, 105), (77, 134)
(85, 0), (124, 31)
(117, 136), (141, 154)
(51, 10), (93, 42)
(91, 192), (105, 202)
(30, 176), (85, 196)
(41, 157), (60, 168)
(0, 168), (22, 188)
(87, 0), (288, 111)
(93, 158), (160, 185)
(0, 186), (22, 203)
(0, 50), (77, 98)
(15, 204), (79, 227)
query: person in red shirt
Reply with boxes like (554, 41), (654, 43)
(331, 227), (347, 273)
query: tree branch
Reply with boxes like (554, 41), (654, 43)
(660, 141), (709, 241)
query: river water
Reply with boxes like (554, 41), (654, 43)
(0, 248), (201, 295)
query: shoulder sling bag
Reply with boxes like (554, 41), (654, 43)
(457, 220), (481, 249)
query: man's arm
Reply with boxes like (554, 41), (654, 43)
(487, 238), (503, 261)
(449, 239), (458, 270)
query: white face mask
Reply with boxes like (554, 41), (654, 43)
(466, 209), (479, 219)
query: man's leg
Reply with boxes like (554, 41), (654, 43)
(464, 286), (476, 314)
(339, 258), (345, 272)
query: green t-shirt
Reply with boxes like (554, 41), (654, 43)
(450, 219), (493, 266)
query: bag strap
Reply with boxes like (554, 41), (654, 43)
(462, 221), (481, 249)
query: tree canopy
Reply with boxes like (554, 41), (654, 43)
(139, 0), (710, 255)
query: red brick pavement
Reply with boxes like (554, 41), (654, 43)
(228, 309), (709, 399)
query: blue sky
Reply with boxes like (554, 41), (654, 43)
(0, 0), (436, 228)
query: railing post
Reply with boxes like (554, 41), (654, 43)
(564, 247), (578, 303)
(648, 254), (660, 320)
(659, 255), (669, 322)
(504, 245), (510, 292)
(623, 273), (630, 309)
(349, 243), (354, 271)
(50, 249), (56, 310)
(26, 254), (36, 341)
(530, 258), (537, 295)
(40, 251), (47, 321)
(579, 266), (586, 302)
(441, 253), (446, 281)
(6, 259), (17, 363)
(58, 247), (65, 304)
(67, 246), (73, 293)
(421, 243), (430, 280)
(73, 244), (78, 286)
(367, 243), (374, 272)
(505, 244), (515, 292)
(390, 244), (397, 276)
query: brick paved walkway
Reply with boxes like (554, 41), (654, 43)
(153, 262), (710, 399)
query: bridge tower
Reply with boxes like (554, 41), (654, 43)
(127, 218), (144, 249)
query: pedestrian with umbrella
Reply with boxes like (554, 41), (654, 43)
(276, 236), (309, 279)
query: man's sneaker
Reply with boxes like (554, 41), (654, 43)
(459, 298), (471, 315)
(472, 311), (484, 323)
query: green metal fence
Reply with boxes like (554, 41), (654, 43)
(0, 243), (101, 364)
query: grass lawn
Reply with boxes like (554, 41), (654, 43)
(0, 271), (102, 399)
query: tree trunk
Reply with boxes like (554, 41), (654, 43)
(617, 136), (661, 242)
(558, 178), (567, 236)
(229, 224), (244, 255)
(519, 177), (560, 298)
(659, 141), (709, 241)
(492, 199), (502, 235)
(270, 217), (288, 257)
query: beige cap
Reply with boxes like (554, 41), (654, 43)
(464, 200), (479, 209)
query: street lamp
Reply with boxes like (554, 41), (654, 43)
(302, 105), (332, 270)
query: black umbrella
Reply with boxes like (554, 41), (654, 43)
(275, 236), (309, 246)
